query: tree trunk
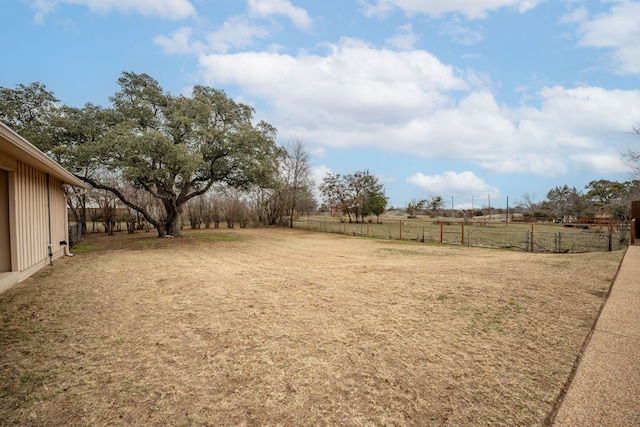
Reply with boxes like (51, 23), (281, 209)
(81, 194), (87, 233)
(165, 217), (181, 237)
(163, 203), (183, 237)
(289, 199), (296, 228)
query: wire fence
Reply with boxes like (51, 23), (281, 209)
(292, 218), (629, 253)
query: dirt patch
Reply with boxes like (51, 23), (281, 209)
(0, 228), (623, 426)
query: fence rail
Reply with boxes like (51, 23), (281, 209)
(292, 218), (628, 253)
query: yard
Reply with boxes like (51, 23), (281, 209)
(0, 228), (624, 426)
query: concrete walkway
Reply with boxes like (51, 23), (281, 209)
(552, 245), (640, 426)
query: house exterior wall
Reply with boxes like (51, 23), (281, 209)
(0, 122), (86, 293)
(0, 151), (70, 292)
(0, 169), (10, 272)
(13, 160), (68, 271)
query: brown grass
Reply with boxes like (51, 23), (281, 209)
(0, 228), (623, 426)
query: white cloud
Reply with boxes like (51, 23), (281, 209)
(154, 1), (311, 56)
(32, 0), (57, 23)
(385, 24), (419, 50)
(377, 173), (397, 184)
(247, 0), (313, 30)
(154, 27), (203, 55)
(439, 17), (484, 45)
(32, 0), (196, 22)
(535, 86), (640, 137)
(405, 86), (638, 176)
(205, 17), (270, 53)
(407, 171), (499, 198)
(569, 150), (630, 175)
(155, 17), (269, 55)
(311, 165), (332, 199)
(359, 0), (544, 20)
(312, 165), (332, 181)
(198, 38), (468, 129)
(560, 6), (588, 25)
(576, 1), (640, 48)
(572, 1), (640, 75)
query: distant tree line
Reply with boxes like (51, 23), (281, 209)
(518, 180), (640, 223)
(399, 180), (640, 223)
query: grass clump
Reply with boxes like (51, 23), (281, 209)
(70, 243), (104, 253)
(187, 233), (240, 242)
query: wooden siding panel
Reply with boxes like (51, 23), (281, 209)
(49, 175), (67, 252)
(14, 161), (24, 270)
(14, 161), (54, 271)
(1, 127), (84, 290)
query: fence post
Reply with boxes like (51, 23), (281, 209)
(555, 232), (561, 253)
(531, 224), (534, 253)
(608, 224), (613, 251)
(526, 230), (531, 252)
(399, 220), (402, 241)
(461, 223), (465, 245)
(440, 222), (443, 243)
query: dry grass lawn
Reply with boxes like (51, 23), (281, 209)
(0, 228), (624, 426)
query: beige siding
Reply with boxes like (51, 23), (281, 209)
(50, 175), (68, 257)
(0, 122), (86, 292)
(13, 161), (68, 272)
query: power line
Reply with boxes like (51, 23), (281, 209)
(525, 43), (640, 89)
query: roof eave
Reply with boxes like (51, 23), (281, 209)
(0, 122), (88, 189)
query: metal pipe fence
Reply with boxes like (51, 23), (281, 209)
(292, 218), (628, 253)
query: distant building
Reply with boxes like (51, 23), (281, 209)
(0, 122), (88, 293)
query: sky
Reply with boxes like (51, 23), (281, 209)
(2, 0), (640, 210)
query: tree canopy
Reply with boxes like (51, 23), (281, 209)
(95, 72), (281, 236)
(0, 82), (59, 151)
(319, 170), (386, 222)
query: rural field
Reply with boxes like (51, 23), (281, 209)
(0, 228), (624, 426)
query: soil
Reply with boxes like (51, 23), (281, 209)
(0, 227), (624, 426)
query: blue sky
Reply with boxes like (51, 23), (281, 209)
(3, 0), (640, 210)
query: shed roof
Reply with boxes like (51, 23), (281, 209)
(0, 121), (88, 189)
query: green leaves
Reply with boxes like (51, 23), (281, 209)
(0, 82), (60, 152)
(320, 170), (386, 221)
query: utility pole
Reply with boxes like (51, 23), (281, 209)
(506, 196), (509, 225)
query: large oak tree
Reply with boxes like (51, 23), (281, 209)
(90, 72), (281, 237)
